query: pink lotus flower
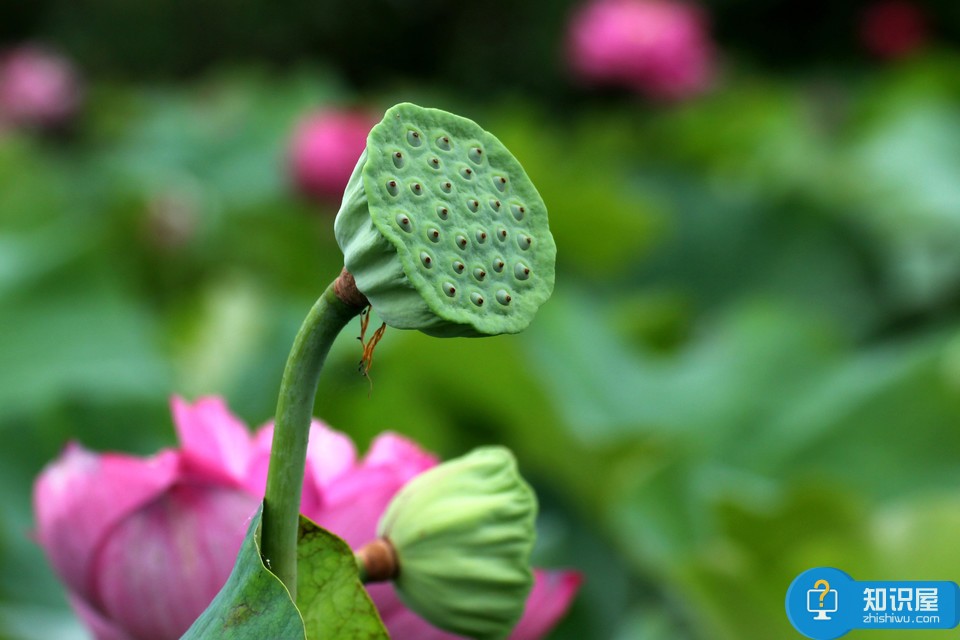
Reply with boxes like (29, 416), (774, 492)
(0, 44), (81, 131)
(288, 108), (377, 204)
(34, 397), (580, 639)
(567, 0), (715, 100)
(860, 1), (928, 60)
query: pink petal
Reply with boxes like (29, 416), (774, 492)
(310, 465), (405, 547)
(93, 483), (259, 639)
(305, 419), (358, 490)
(362, 432), (438, 480)
(243, 423), (276, 496)
(310, 433), (436, 546)
(33, 443), (180, 603)
(246, 420), (356, 517)
(68, 593), (138, 640)
(510, 570), (583, 640)
(172, 396), (253, 485)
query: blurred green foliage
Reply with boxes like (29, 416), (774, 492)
(3, 9), (960, 639)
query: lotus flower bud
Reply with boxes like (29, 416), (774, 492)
(567, 0), (715, 100)
(860, 1), (928, 60)
(0, 44), (81, 131)
(334, 102), (556, 337)
(288, 108), (378, 204)
(374, 446), (537, 640)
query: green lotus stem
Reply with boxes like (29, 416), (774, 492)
(261, 273), (365, 599)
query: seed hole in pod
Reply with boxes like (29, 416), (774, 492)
(496, 289), (512, 305)
(494, 176), (508, 192)
(459, 166), (474, 180)
(429, 157), (441, 169)
(437, 206), (449, 220)
(420, 252), (433, 268)
(393, 151), (404, 168)
(396, 214), (412, 232)
(518, 234), (533, 250)
(492, 258), (505, 273)
(489, 199), (501, 212)
(386, 180), (399, 196)
(427, 228), (441, 243)
(476, 229), (487, 243)
(473, 268), (487, 281)
(470, 292), (484, 307)
(498, 228), (508, 241)
(514, 262), (530, 280)
(411, 182), (424, 196)
(436, 135), (451, 151)
(440, 181), (453, 193)
(468, 147), (484, 164)
(467, 199), (480, 212)
(453, 260), (465, 274)
(443, 282), (457, 297)
(407, 130), (422, 147)
(511, 204), (525, 221)
(456, 234), (468, 249)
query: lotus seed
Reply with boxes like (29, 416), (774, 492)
(453, 261), (465, 274)
(467, 199), (480, 212)
(429, 157), (441, 169)
(473, 268), (487, 281)
(386, 180), (399, 196)
(514, 263), (530, 280)
(476, 229), (487, 243)
(407, 130), (422, 146)
(518, 235), (532, 250)
(470, 292), (484, 306)
(494, 176), (508, 192)
(490, 199), (501, 211)
(396, 214), (413, 232)
(393, 151), (404, 168)
(511, 204), (525, 221)
(411, 182), (424, 195)
(493, 258), (505, 273)
(498, 229), (508, 241)
(456, 235), (468, 249)
(437, 206), (449, 220)
(459, 166), (474, 180)
(427, 228), (441, 242)
(441, 181), (453, 193)
(420, 252), (433, 268)
(496, 290), (512, 305)
(468, 147), (484, 164)
(443, 282), (457, 297)
(437, 135), (451, 151)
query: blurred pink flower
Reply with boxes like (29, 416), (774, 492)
(860, 1), (928, 60)
(567, 0), (715, 100)
(0, 44), (81, 130)
(288, 108), (377, 204)
(34, 397), (580, 640)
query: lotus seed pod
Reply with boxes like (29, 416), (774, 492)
(377, 447), (536, 640)
(334, 103), (556, 337)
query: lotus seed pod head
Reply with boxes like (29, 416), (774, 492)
(334, 102), (556, 337)
(376, 446), (537, 639)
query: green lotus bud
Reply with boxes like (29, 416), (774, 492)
(334, 103), (556, 338)
(376, 446), (536, 639)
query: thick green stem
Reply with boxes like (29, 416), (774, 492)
(261, 276), (364, 599)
